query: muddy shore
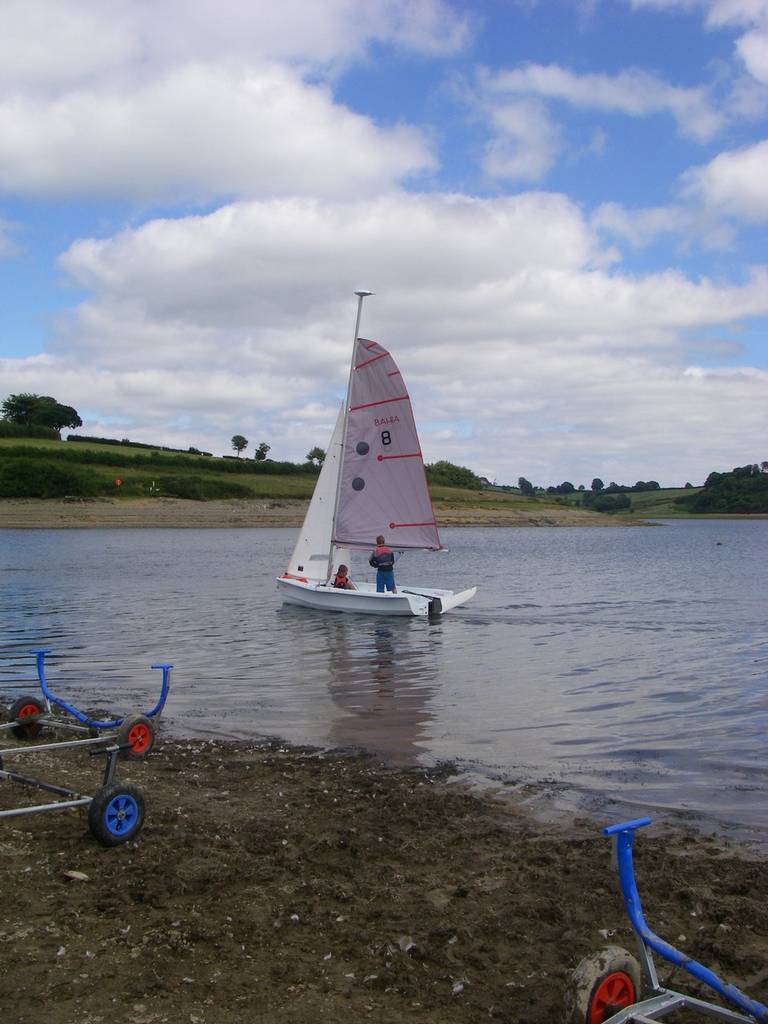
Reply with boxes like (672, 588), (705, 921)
(1, 737), (766, 1024)
(0, 497), (636, 529)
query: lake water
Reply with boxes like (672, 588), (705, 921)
(2, 520), (767, 838)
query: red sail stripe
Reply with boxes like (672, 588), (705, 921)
(377, 452), (420, 461)
(365, 340), (378, 350)
(389, 520), (436, 529)
(355, 351), (389, 369)
(387, 370), (401, 376)
(349, 395), (408, 412)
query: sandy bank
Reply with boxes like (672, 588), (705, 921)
(0, 497), (638, 529)
(3, 741), (765, 1019)
(0, 737), (765, 1023)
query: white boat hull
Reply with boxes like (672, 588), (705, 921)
(277, 577), (476, 617)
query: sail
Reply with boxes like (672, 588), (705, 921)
(285, 405), (349, 581)
(333, 338), (441, 551)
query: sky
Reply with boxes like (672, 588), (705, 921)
(0, 0), (766, 488)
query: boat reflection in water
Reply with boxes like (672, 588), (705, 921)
(316, 615), (442, 765)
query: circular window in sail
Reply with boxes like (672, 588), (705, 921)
(356, 441), (370, 455)
(352, 477), (365, 491)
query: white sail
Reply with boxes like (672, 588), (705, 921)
(333, 337), (441, 551)
(284, 405), (349, 582)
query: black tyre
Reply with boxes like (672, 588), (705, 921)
(8, 696), (46, 740)
(88, 781), (146, 846)
(565, 946), (642, 1024)
(116, 714), (156, 759)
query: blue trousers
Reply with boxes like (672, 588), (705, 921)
(376, 569), (395, 593)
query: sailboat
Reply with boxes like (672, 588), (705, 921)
(276, 291), (477, 617)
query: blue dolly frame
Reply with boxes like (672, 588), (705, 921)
(568, 817), (768, 1023)
(29, 647), (170, 731)
(1, 648), (172, 749)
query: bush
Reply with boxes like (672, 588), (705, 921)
(154, 476), (253, 501)
(425, 460), (483, 490)
(675, 463), (768, 513)
(591, 493), (632, 513)
(0, 460), (102, 498)
(0, 422), (59, 440)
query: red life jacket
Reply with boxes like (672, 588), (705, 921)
(333, 572), (349, 588)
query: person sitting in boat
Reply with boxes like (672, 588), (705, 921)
(332, 565), (356, 590)
(369, 535), (397, 594)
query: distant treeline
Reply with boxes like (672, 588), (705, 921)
(5, 444), (317, 477)
(675, 463), (768, 514)
(68, 434), (214, 456)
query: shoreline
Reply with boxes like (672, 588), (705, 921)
(0, 496), (644, 529)
(1, 736), (765, 1023)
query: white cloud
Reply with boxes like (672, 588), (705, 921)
(481, 99), (562, 182)
(591, 137), (768, 251)
(591, 199), (738, 249)
(2, 193), (766, 485)
(0, 0), (467, 202)
(0, 63), (434, 201)
(682, 138), (768, 219)
(482, 63), (725, 142)
(0, 0), (469, 91)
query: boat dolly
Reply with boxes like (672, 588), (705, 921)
(566, 817), (768, 1023)
(0, 648), (173, 846)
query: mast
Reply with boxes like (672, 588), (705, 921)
(327, 289), (373, 576)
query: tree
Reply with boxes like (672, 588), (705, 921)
(231, 435), (248, 457)
(425, 460), (483, 490)
(591, 478), (604, 493)
(518, 476), (534, 496)
(306, 446), (326, 467)
(254, 442), (271, 462)
(1, 393), (82, 438)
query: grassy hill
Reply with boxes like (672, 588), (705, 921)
(0, 435), (720, 519)
(0, 437), (316, 501)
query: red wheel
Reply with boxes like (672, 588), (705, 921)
(589, 970), (636, 1022)
(565, 946), (641, 1024)
(8, 696), (45, 740)
(116, 714), (156, 759)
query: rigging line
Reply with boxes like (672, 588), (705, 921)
(377, 453), (421, 461)
(349, 395), (408, 412)
(389, 520), (437, 529)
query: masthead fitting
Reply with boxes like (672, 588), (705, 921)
(354, 290), (374, 298)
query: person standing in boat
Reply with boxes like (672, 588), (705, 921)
(369, 535), (397, 594)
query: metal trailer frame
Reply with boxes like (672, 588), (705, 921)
(592, 817), (768, 1023)
(0, 738), (146, 845)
